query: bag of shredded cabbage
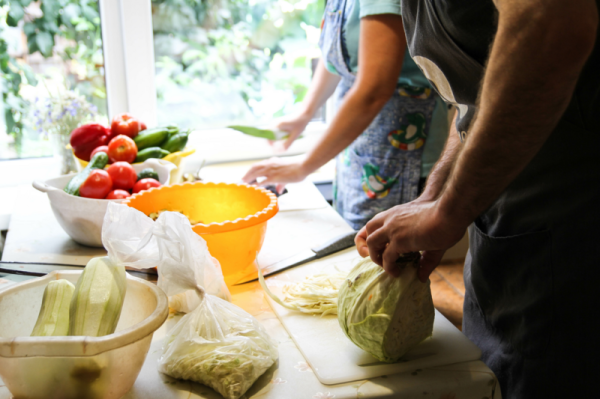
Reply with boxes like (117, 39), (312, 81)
(102, 203), (278, 398)
(159, 289), (278, 399)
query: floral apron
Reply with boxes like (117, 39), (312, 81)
(319, 0), (437, 230)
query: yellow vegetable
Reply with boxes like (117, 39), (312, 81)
(31, 279), (75, 336)
(69, 257), (127, 337)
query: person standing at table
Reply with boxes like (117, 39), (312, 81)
(355, 0), (600, 397)
(243, 0), (449, 230)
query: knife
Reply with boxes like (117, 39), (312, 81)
(0, 261), (158, 281)
(234, 230), (357, 285)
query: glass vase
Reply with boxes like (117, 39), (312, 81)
(50, 131), (78, 175)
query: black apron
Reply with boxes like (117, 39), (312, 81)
(401, 1), (600, 397)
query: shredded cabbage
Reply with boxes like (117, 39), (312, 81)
(159, 293), (278, 399)
(259, 267), (347, 315)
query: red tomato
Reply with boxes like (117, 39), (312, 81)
(90, 145), (109, 160)
(110, 113), (141, 139)
(133, 178), (161, 194)
(106, 189), (131, 200)
(79, 170), (113, 199)
(106, 162), (137, 190)
(140, 121), (147, 131)
(70, 123), (110, 161)
(107, 135), (137, 163)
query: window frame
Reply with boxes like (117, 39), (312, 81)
(100, 0), (157, 126)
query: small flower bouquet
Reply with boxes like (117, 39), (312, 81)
(31, 90), (98, 174)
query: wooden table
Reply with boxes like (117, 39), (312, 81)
(0, 173), (500, 399)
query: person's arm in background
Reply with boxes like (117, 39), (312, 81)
(275, 59), (341, 151)
(358, 0), (598, 280)
(243, 14), (407, 191)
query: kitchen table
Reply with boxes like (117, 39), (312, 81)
(0, 173), (500, 399)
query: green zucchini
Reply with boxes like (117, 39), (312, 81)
(135, 147), (170, 163)
(69, 257), (126, 337)
(63, 152), (109, 196)
(161, 130), (189, 153)
(134, 127), (170, 150)
(137, 168), (159, 181)
(31, 279), (75, 337)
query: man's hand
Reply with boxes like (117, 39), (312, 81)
(242, 157), (309, 194)
(355, 113), (462, 282)
(355, 199), (468, 282)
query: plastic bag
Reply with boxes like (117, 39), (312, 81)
(102, 202), (231, 306)
(160, 293), (278, 399)
(102, 203), (278, 399)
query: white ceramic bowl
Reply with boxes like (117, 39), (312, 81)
(33, 159), (175, 248)
(0, 270), (168, 399)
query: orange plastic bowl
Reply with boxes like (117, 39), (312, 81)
(122, 182), (278, 280)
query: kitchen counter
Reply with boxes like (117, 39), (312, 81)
(0, 168), (499, 399)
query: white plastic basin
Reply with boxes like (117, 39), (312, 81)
(32, 159), (175, 248)
(0, 270), (168, 399)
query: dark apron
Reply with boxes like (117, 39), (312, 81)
(401, 1), (600, 397)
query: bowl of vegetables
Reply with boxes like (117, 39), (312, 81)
(33, 158), (175, 248)
(0, 261), (168, 399)
(70, 113), (195, 184)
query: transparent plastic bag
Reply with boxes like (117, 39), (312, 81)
(102, 202), (231, 306)
(102, 203), (278, 398)
(160, 292), (278, 399)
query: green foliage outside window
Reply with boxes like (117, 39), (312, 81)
(0, 0), (324, 158)
(152, 0), (324, 127)
(0, 0), (104, 157)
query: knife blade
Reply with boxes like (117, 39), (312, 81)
(233, 230), (357, 285)
(0, 261), (158, 281)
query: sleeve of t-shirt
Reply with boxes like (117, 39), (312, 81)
(359, 0), (402, 18)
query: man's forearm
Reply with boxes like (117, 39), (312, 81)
(437, 0), (598, 225)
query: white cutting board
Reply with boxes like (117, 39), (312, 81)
(262, 248), (482, 385)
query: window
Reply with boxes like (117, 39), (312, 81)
(151, 0), (324, 129)
(0, 0), (108, 160)
(0, 0), (328, 184)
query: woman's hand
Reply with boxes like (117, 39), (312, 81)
(270, 112), (313, 153)
(242, 157), (310, 193)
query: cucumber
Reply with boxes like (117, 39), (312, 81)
(134, 127), (170, 150)
(63, 152), (109, 196)
(135, 147), (170, 163)
(31, 279), (75, 337)
(161, 130), (189, 153)
(137, 168), (159, 181)
(69, 257), (126, 337)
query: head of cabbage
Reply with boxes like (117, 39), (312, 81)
(337, 254), (435, 362)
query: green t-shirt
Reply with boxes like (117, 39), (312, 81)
(340, 0), (431, 88)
